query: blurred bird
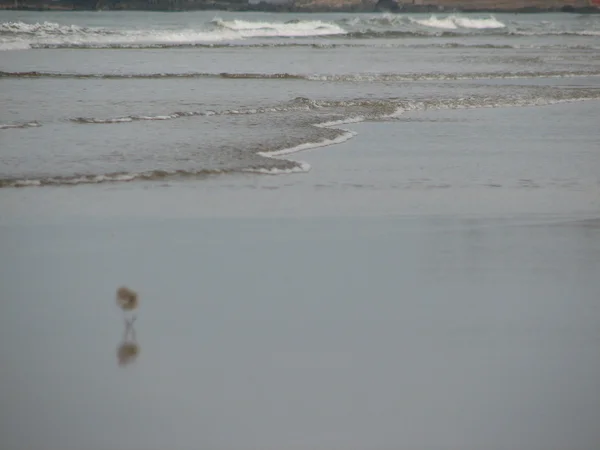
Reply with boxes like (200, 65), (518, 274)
(116, 286), (139, 327)
(117, 341), (140, 366)
(116, 286), (138, 312)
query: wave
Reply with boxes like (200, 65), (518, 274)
(341, 13), (506, 30)
(348, 29), (600, 39)
(0, 118), (358, 187)
(0, 121), (41, 130)
(4, 69), (598, 82)
(69, 101), (317, 125)
(0, 163), (315, 187)
(70, 108), (265, 124)
(511, 30), (600, 37)
(0, 18), (347, 50)
(0, 21), (106, 35)
(2, 40), (595, 51)
(411, 15), (506, 30)
(306, 70), (600, 82)
(0, 169), (225, 188)
(4, 40), (597, 51)
(0, 70), (306, 80)
(258, 122), (360, 158)
(211, 18), (346, 37)
(250, 117), (365, 174)
(3, 70), (598, 133)
(3, 87), (600, 188)
(3, 15), (600, 50)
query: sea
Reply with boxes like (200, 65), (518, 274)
(1, 9), (600, 450)
(1, 10), (600, 185)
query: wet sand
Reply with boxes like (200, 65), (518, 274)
(1, 103), (600, 450)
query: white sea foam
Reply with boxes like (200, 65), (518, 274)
(134, 115), (178, 121)
(386, 94), (599, 120)
(213, 18), (346, 37)
(316, 116), (366, 128)
(0, 19), (347, 50)
(261, 129), (357, 159)
(7, 171), (174, 187)
(0, 121), (41, 129)
(1, 29), (240, 50)
(244, 162), (312, 175)
(514, 30), (600, 37)
(0, 21), (90, 35)
(413, 15), (506, 30)
(452, 16), (506, 29)
(414, 16), (458, 30)
(309, 70), (600, 83)
(249, 116), (362, 175)
(11, 179), (41, 187)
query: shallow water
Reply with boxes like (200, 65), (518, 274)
(1, 106), (600, 449)
(1, 10), (600, 450)
(1, 212), (599, 450)
(1, 10), (600, 185)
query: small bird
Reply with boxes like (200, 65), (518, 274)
(116, 286), (139, 312)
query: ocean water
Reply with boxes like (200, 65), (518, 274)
(1, 10), (600, 185)
(1, 10), (600, 450)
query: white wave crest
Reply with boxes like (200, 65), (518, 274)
(251, 116), (361, 175)
(452, 16), (506, 29)
(8, 173), (138, 188)
(0, 21), (93, 35)
(413, 15), (506, 30)
(0, 18), (347, 51)
(260, 129), (357, 159)
(414, 16), (458, 30)
(0, 121), (41, 130)
(243, 162), (311, 175)
(212, 18), (346, 37)
(260, 116), (361, 159)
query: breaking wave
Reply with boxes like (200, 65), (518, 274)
(3, 87), (600, 188)
(69, 104), (296, 124)
(412, 15), (506, 30)
(0, 121), (41, 130)
(63, 83), (600, 129)
(0, 21), (102, 35)
(211, 18), (346, 37)
(2, 14), (599, 50)
(0, 18), (347, 50)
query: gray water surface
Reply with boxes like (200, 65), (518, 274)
(1, 10), (600, 450)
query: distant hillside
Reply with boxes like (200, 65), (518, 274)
(391, 0), (597, 12)
(1, 0), (599, 12)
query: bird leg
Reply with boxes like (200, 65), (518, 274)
(123, 316), (137, 341)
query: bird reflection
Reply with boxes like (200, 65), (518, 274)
(116, 286), (140, 367)
(117, 317), (140, 367)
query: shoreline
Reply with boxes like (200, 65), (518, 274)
(2, 100), (599, 220)
(3, 95), (600, 190)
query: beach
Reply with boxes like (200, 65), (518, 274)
(1, 9), (600, 450)
(2, 102), (600, 450)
